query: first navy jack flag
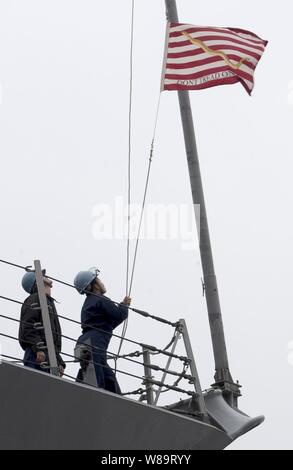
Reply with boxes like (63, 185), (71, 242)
(161, 22), (267, 94)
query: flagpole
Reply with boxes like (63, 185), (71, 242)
(164, 0), (241, 404)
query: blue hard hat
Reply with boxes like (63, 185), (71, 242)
(74, 270), (98, 294)
(22, 272), (37, 294)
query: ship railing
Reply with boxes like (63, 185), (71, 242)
(0, 258), (208, 417)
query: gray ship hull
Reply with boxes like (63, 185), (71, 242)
(0, 362), (262, 450)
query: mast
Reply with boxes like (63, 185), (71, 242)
(164, 0), (240, 403)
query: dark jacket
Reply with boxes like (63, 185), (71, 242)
(19, 293), (65, 368)
(81, 294), (128, 346)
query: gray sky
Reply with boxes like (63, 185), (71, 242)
(0, 0), (292, 450)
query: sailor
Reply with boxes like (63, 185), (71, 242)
(74, 268), (131, 394)
(19, 271), (66, 376)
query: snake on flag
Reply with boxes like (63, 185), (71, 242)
(182, 31), (250, 70)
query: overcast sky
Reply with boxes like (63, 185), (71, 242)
(0, 0), (292, 450)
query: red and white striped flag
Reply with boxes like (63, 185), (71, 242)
(161, 23), (267, 95)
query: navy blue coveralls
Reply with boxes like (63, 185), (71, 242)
(76, 294), (128, 394)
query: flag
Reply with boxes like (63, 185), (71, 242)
(161, 23), (267, 95)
